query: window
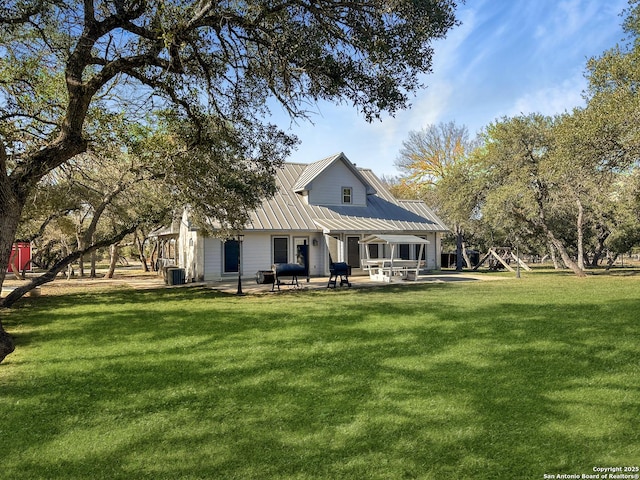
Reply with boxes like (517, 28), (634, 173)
(224, 240), (239, 273)
(273, 237), (288, 264)
(399, 244), (410, 260)
(342, 187), (352, 204)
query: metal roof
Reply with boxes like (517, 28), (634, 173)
(291, 153), (338, 192)
(360, 234), (431, 244)
(241, 154), (450, 234)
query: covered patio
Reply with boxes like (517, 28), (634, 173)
(359, 234), (430, 283)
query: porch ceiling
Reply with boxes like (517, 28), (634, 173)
(359, 234), (431, 245)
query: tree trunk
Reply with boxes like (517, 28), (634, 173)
(9, 252), (24, 280)
(107, 243), (119, 279)
(546, 242), (561, 269)
(90, 231), (97, 278)
(461, 240), (472, 268)
(60, 241), (74, 279)
(591, 225), (609, 267)
(90, 249), (97, 278)
(0, 205), (21, 288)
(0, 183), (24, 362)
(547, 231), (586, 277)
(135, 231), (150, 272)
(576, 199), (585, 270)
(606, 252), (619, 270)
(455, 225), (464, 271)
(0, 323), (15, 363)
(0, 74), (90, 364)
(535, 191), (585, 277)
(150, 241), (158, 272)
(77, 230), (85, 277)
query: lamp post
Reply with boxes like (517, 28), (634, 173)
(236, 234), (244, 295)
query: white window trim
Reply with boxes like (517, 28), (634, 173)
(272, 236), (289, 264)
(342, 186), (352, 204)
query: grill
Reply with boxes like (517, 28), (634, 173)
(255, 270), (275, 285)
(273, 263), (306, 290)
(328, 262), (351, 288)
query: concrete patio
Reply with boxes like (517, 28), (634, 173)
(205, 271), (501, 295)
(2, 270), (504, 299)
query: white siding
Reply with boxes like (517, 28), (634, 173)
(241, 232), (272, 275)
(203, 236), (222, 282)
(422, 232), (441, 270)
(308, 161), (367, 206)
(309, 233), (326, 276)
(200, 230), (444, 279)
(181, 232), (203, 282)
(201, 231), (328, 279)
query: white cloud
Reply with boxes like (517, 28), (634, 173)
(503, 72), (587, 118)
(533, 0), (627, 59)
(534, 0), (591, 42)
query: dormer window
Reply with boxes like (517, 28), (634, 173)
(292, 154), (376, 206)
(342, 187), (352, 204)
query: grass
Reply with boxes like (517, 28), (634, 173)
(1, 272), (639, 479)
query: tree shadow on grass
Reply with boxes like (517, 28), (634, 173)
(2, 283), (639, 479)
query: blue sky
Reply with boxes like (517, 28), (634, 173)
(271, 0), (630, 177)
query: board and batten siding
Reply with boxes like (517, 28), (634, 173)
(424, 232), (439, 270)
(202, 236), (222, 281)
(200, 234), (274, 281)
(307, 161), (367, 206)
(241, 232), (272, 275)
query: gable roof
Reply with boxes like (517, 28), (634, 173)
(242, 154), (449, 234)
(292, 152), (376, 195)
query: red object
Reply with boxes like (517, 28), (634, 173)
(8, 242), (32, 273)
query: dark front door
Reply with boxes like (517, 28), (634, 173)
(347, 236), (360, 268)
(224, 240), (239, 273)
(296, 242), (309, 277)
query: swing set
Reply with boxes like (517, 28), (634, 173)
(472, 247), (530, 273)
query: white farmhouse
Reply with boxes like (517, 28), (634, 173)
(174, 152), (449, 282)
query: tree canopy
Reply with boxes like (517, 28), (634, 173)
(394, 121), (479, 269)
(396, 121), (476, 186)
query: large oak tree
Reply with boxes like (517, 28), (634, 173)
(395, 121), (479, 270)
(0, 0), (460, 361)
(473, 114), (589, 277)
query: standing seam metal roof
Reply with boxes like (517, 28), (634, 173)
(243, 154), (449, 233)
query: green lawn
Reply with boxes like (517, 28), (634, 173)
(1, 273), (639, 479)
